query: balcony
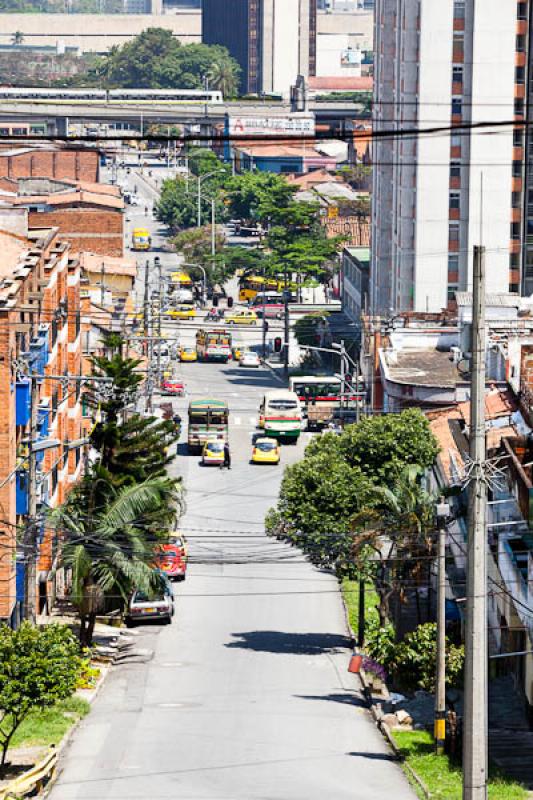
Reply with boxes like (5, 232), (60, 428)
(16, 470), (28, 515)
(15, 380), (30, 427)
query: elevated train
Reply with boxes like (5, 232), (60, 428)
(0, 87), (224, 104)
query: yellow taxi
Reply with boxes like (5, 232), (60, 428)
(202, 437), (226, 466)
(226, 309), (258, 326)
(251, 437), (280, 465)
(232, 345), (246, 361)
(179, 346), (198, 362)
(166, 306), (196, 320)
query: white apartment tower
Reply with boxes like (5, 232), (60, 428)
(371, 0), (525, 314)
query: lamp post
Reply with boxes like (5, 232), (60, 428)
(196, 169), (224, 228)
(182, 262), (207, 307)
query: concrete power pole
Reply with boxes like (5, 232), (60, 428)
(22, 375), (40, 623)
(435, 497), (450, 755)
(463, 245), (488, 800)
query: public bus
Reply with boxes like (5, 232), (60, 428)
(170, 271), (194, 303)
(258, 390), (302, 441)
(249, 292), (285, 319)
(238, 275), (296, 303)
(131, 227), (151, 251)
(196, 328), (232, 362)
(187, 399), (229, 453)
(289, 375), (364, 430)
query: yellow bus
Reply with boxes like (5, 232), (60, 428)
(131, 227), (151, 251)
(170, 270), (193, 286)
(238, 275), (294, 303)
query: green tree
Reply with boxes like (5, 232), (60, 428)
(0, 623), (82, 770)
(52, 470), (182, 646)
(89, 335), (179, 485)
(351, 465), (436, 626)
(207, 55), (241, 98)
(338, 408), (440, 481)
(389, 623), (464, 692)
(186, 147), (229, 181)
(173, 226), (229, 287)
(224, 171), (296, 224)
(267, 412), (439, 587)
(156, 175), (227, 232)
(266, 443), (374, 578)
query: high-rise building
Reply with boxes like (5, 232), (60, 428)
(371, 0), (523, 314)
(202, 0), (317, 96)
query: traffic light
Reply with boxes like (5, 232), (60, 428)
(274, 337), (282, 353)
(212, 295), (219, 307)
(227, 296), (234, 308)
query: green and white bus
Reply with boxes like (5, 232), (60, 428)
(258, 390), (302, 441)
(187, 398), (229, 453)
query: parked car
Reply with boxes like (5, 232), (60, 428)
(156, 544), (187, 582)
(125, 584), (174, 626)
(160, 380), (185, 396)
(239, 351), (261, 368)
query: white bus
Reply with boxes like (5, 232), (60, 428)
(259, 390), (302, 441)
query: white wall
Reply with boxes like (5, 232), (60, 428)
(466, 0), (516, 295)
(316, 33), (362, 76)
(413, 0), (454, 312)
(272, 0), (301, 94)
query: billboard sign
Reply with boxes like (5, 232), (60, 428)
(227, 115), (316, 137)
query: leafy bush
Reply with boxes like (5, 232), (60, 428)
(391, 623), (464, 692)
(364, 616), (396, 666)
(0, 623), (82, 770)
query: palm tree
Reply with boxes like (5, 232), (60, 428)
(51, 470), (183, 646)
(11, 31), (24, 46)
(207, 58), (241, 99)
(352, 465), (435, 630)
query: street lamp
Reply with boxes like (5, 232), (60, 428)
(181, 262), (207, 307)
(196, 169), (224, 228)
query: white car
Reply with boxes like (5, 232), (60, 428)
(239, 351), (261, 368)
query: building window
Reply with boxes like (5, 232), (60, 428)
(514, 129), (524, 146)
(450, 192), (460, 209)
(510, 252), (520, 269)
(517, 2), (527, 20)
(451, 133), (462, 150)
(512, 191), (521, 208)
(451, 97), (462, 116)
(515, 98), (525, 117)
(453, 0), (465, 18)
(512, 161), (522, 177)
(450, 162), (461, 179)
(511, 222), (521, 239)
(447, 285), (459, 302)
(448, 255), (459, 274)
(449, 223), (460, 242)
(516, 66), (526, 84)
(509, 283), (520, 293)
(516, 34), (526, 52)
(452, 66), (463, 84)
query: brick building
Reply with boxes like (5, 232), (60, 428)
(0, 145), (99, 184)
(1, 184), (125, 258)
(0, 208), (84, 624)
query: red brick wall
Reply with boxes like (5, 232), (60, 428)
(28, 209), (123, 257)
(0, 150), (98, 183)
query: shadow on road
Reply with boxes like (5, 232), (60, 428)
(346, 751), (400, 762)
(225, 630), (352, 655)
(295, 692), (367, 709)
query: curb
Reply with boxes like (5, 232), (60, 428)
(263, 359), (287, 385)
(339, 588), (431, 800)
(41, 633), (126, 798)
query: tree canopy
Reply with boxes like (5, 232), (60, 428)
(84, 29), (240, 94)
(0, 623), (82, 769)
(266, 410), (439, 582)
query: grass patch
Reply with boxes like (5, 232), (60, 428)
(392, 730), (527, 800)
(341, 578), (380, 639)
(10, 696), (90, 750)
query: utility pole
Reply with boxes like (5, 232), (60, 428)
(339, 340), (346, 408)
(100, 261), (105, 306)
(463, 245), (488, 800)
(143, 258), (150, 339)
(211, 197), (216, 257)
(156, 258), (162, 386)
(197, 176), (202, 227)
(23, 375), (39, 623)
(435, 497), (450, 756)
(283, 266), (290, 378)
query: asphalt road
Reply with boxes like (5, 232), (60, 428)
(50, 160), (415, 799)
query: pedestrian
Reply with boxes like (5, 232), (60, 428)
(221, 441), (231, 470)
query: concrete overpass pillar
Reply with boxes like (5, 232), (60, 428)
(55, 116), (69, 137)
